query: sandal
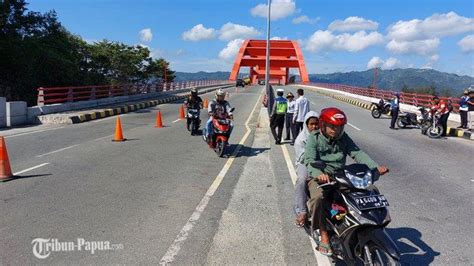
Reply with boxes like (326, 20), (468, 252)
(317, 243), (333, 257)
(295, 213), (306, 228)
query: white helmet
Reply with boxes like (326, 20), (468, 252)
(215, 89), (225, 97)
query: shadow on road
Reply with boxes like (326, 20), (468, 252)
(232, 145), (270, 158)
(2, 174), (52, 183)
(387, 227), (440, 265)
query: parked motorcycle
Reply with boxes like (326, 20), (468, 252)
(422, 113), (443, 138)
(186, 108), (201, 136)
(371, 99), (391, 119)
(397, 106), (430, 129)
(202, 108), (235, 157)
(303, 161), (400, 266)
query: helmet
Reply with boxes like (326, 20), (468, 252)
(215, 89), (225, 97)
(191, 88), (197, 94)
(319, 107), (347, 140)
(394, 92), (400, 97)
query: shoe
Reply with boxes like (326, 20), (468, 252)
(276, 140), (281, 145)
(284, 137), (290, 141)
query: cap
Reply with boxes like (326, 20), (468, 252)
(286, 92), (294, 98)
(276, 88), (284, 93)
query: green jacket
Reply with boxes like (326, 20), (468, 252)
(304, 131), (379, 178)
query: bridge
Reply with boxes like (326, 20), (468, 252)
(0, 39), (473, 265)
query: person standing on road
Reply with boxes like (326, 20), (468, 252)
(458, 90), (470, 129)
(293, 88), (310, 137)
(468, 90), (474, 131)
(389, 92), (400, 129)
(285, 92), (297, 145)
(431, 96), (450, 137)
(270, 88), (288, 145)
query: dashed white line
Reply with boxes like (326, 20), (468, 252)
(347, 122), (361, 131)
(160, 93), (262, 265)
(13, 163), (49, 176)
(36, 144), (80, 158)
(172, 119), (181, 123)
(5, 127), (65, 138)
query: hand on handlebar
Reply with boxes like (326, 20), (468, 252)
(377, 166), (389, 175)
(316, 173), (330, 184)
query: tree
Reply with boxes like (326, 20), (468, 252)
(146, 58), (175, 83)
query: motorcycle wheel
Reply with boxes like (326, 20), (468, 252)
(371, 109), (381, 119)
(215, 140), (225, 157)
(396, 118), (406, 128)
(427, 125), (443, 138)
(366, 244), (401, 266)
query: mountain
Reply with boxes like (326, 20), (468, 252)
(309, 68), (473, 95)
(175, 69), (473, 95)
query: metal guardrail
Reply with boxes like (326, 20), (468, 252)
(310, 83), (462, 113)
(37, 80), (230, 106)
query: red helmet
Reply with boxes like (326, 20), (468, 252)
(319, 108), (347, 139)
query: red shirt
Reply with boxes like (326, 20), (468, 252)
(431, 100), (448, 115)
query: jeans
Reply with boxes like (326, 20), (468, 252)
(460, 110), (468, 128)
(390, 108), (399, 128)
(294, 122), (304, 137)
(294, 164), (309, 215)
(285, 113), (296, 141)
(205, 117), (234, 138)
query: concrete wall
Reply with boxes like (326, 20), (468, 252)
(6, 101), (27, 127)
(0, 97), (6, 128)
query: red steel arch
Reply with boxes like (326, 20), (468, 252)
(229, 39), (310, 85)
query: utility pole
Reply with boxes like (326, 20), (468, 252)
(265, 0), (272, 112)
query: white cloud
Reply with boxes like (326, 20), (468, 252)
(328, 17), (379, 32)
(250, 0), (296, 21)
(367, 56), (400, 69)
(430, 54), (440, 62)
(387, 12), (474, 42)
(305, 30), (384, 53)
(292, 15), (318, 24)
(458, 35), (474, 52)
(139, 28), (153, 43)
(219, 23), (261, 41)
(271, 36), (288, 40)
(219, 39), (244, 60)
(182, 24), (216, 41)
(386, 38), (439, 55)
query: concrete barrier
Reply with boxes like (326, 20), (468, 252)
(6, 101), (27, 127)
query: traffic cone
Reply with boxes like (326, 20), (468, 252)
(155, 111), (163, 128)
(0, 136), (13, 181)
(179, 105), (185, 119)
(203, 98), (209, 108)
(112, 116), (126, 142)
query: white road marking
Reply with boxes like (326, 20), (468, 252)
(13, 163), (49, 176)
(160, 93), (262, 265)
(172, 119), (181, 123)
(347, 122), (361, 131)
(36, 144), (80, 158)
(5, 127), (65, 138)
(281, 144), (332, 266)
(93, 135), (113, 142)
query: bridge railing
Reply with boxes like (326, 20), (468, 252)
(311, 83), (462, 113)
(37, 80), (229, 106)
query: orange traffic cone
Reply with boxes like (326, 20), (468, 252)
(0, 136), (13, 181)
(155, 111), (163, 128)
(203, 98), (209, 108)
(179, 105), (185, 119)
(112, 116), (126, 142)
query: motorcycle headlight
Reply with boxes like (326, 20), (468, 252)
(345, 170), (372, 189)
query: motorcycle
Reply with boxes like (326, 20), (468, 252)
(397, 106), (430, 129)
(371, 99), (391, 119)
(186, 108), (201, 136)
(422, 113), (443, 138)
(202, 108), (235, 157)
(303, 161), (400, 266)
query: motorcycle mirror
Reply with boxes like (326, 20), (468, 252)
(230, 107), (235, 112)
(310, 161), (327, 170)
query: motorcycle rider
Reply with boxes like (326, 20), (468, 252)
(206, 89), (234, 147)
(430, 96), (449, 136)
(389, 92), (400, 129)
(184, 88), (203, 131)
(304, 107), (388, 256)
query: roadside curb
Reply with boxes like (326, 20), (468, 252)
(307, 87), (473, 141)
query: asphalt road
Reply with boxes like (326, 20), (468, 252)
(1, 84), (472, 265)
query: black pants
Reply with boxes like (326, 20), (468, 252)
(460, 111), (468, 128)
(285, 113), (296, 141)
(390, 108), (399, 128)
(440, 113), (449, 136)
(270, 114), (286, 142)
(294, 121), (304, 137)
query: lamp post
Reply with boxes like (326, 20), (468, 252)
(265, 0), (272, 112)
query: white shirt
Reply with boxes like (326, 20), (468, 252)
(293, 96), (310, 122)
(287, 101), (296, 114)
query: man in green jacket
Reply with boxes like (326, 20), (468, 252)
(304, 107), (388, 256)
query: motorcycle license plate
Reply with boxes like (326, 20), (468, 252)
(353, 195), (389, 210)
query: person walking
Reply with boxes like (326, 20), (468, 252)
(293, 88), (310, 137)
(389, 92), (400, 129)
(285, 92), (297, 145)
(458, 90), (470, 129)
(270, 88), (288, 144)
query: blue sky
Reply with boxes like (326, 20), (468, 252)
(30, 0), (474, 76)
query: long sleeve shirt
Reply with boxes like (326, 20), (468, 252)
(293, 96), (310, 122)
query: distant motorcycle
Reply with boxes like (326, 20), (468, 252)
(303, 161), (400, 265)
(202, 108), (235, 157)
(371, 99), (391, 118)
(186, 108), (201, 136)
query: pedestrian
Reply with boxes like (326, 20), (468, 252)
(293, 88), (310, 137)
(458, 90), (470, 129)
(270, 88), (288, 144)
(285, 92), (297, 145)
(468, 90), (474, 131)
(430, 96), (450, 136)
(389, 92), (400, 129)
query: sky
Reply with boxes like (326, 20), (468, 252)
(29, 0), (474, 76)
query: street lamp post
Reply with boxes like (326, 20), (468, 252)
(265, 0), (272, 111)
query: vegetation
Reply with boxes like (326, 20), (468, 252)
(0, 0), (174, 106)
